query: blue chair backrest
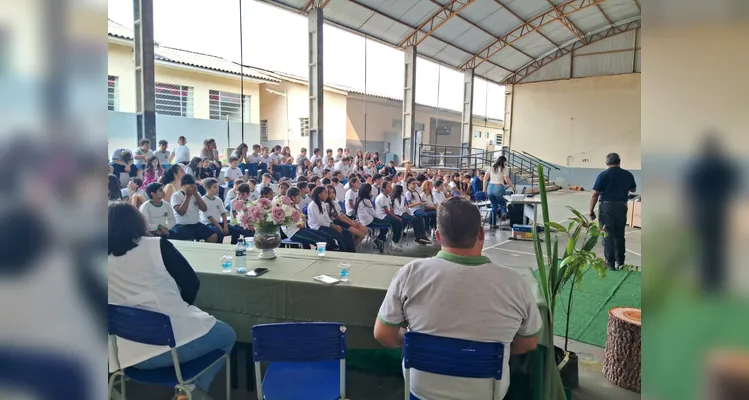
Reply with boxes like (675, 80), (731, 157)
(338, 201), (345, 211)
(252, 322), (346, 363)
(302, 206), (308, 216)
(108, 304), (176, 347)
(403, 332), (504, 380)
(0, 349), (89, 400)
(474, 191), (487, 201)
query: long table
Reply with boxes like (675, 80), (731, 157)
(174, 241), (566, 400)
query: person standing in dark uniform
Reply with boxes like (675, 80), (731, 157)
(589, 153), (637, 270)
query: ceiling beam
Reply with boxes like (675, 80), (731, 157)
(544, 0), (588, 44)
(400, 0), (477, 47)
(633, 0), (641, 12)
(502, 19), (641, 85)
(303, 0), (330, 11)
(493, 0), (561, 48)
(595, 3), (613, 25)
(461, 0), (606, 70)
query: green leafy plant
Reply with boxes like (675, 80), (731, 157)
(532, 164), (607, 353)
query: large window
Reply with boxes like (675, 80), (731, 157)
(155, 83), (193, 117)
(108, 75), (119, 111)
(209, 90), (251, 122)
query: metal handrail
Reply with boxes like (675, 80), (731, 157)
(520, 150), (560, 170)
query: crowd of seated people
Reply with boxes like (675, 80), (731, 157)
(109, 140), (514, 253)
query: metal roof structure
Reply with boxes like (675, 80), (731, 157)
(259, 0), (641, 85)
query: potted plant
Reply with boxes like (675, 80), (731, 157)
(532, 164), (607, 389)
(233, 195), (301, 259)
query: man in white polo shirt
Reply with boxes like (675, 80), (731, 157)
(374, 197), (542, 400)
(170, 174), (218, 243)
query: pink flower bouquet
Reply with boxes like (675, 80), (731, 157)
(234, 195), (299, 230)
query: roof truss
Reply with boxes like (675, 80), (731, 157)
(399, 0), (477, 47)
(461, 0), (606, 69)
(501, 19), (641, 84)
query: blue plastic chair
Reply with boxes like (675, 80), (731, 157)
(0, 349), (88, 400)
(108, 304), (230, 400)
(252, 322), (347, 400)
(281, 238), (304, 249)
(403, 332), (505, 400)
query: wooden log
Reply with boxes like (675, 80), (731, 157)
(603, 307), (641, 392)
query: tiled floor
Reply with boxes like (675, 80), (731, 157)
(115, 190), (641, 400)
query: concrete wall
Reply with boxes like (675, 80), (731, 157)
(107, 42), (261, 123)
(509, 74), (641, 187)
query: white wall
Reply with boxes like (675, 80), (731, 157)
(510, 74), (641, 170)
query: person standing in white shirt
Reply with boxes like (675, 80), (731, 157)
(139, 182), (177, 237)
(172, 136), (191, 165)
(200, 178), (229, 243)
(344, 177), (361, 216)
(374, 182), (404, 251)
(108, 203), (236, 400)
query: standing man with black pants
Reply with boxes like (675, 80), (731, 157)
(589, 153), (637, 270)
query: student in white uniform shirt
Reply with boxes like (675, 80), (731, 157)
(108, 203), (235, 400)
(312, 159), (325, 177)
(406, 178), (437, 235)
(355, 183), (389, 253)
(200, 178), (229, 243)
(172, 136), (191, 165)
(344, 177), (361, 216)
(374, 197), (541, 400)
(370, 173), (383, 200)
(334, 148), (344, 163)
(363, 161), (376, 177)
(391, 183), (430, 245)
(323, 148), (334, 165)
(332, 177), (346, 204)
(432, 179), (447, 206)
(307, 186), (356, 252)
(224, 157), (244, 187)
(309, 148), (322, 165)
(139, 182), (177, 237)
(255, 173), (273, 196)
(374, 182), (404, 251)
(170, 174), (217, 242)
(296, 182), (313, 211)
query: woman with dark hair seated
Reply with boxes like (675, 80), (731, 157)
(108, 203), (235, 400)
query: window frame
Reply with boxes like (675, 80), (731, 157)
(208, 89), (251, 122)
(154, 82), (194, 117)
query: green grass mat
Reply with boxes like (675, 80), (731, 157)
(534, 269), (642, 348)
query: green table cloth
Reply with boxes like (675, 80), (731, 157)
(174, 241), (565, 400)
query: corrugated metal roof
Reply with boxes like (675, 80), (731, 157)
(257, 0), (641, 84)
(107, 20), (280, 83)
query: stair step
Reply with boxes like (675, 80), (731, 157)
(524, 184), (562, 194)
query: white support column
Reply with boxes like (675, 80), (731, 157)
(402, 45), (417, 165)
(308, 7), (324, 152)
(461, 68), (475, 168)
(503, 84), (514, 153)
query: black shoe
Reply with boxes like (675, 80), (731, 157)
(615, 263), (625, 270)
(606, 263), (616, 271)
(374, 239), (384, 253)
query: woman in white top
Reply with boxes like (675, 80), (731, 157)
(355, 183), (389, 253)
(160, 164), (185, 204)
(307, 186), (356, 252)
(483, 155), (515, 229)
(280, 187), (330, 249)
(108, 203), (235, 400)
(325, 185), (367, 248)
(420, 180), (438, 233)
(391, 183), (430, 245)
(404, 178), (434, 244)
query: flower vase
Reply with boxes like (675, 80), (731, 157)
(254, 225), (281, 259)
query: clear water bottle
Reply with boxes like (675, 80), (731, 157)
(234, 239), (247, 274)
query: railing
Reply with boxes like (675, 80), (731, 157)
(521, 150), (560, 172)
(417, 144), (485, 169)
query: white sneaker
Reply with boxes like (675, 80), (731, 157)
(392, 243), (403, 251)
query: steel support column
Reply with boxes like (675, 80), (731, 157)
(402, 45), (417, 165)
(133, 0), (156, 148)
(308, 7), (324, 152)
(461, 68), (475, 167)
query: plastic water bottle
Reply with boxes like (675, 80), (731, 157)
(338, 262), (350, 283)
(235, 239), (247, 274)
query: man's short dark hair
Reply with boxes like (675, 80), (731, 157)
(372, 173), (383, 182)
(605, 153), (621, 166)
(416, 174), (426, 182)
(314, 148), (320, 154)
(262, 173), (272, 180)
(145, 182), (164, 199)
(236, 183), (251, 194)
(296, 182), (308, 190)
(297, 176), (308, 183)
(437, 197), (481, 249)
(158, 139), (168, 146)
(229, 156), (238, 163)
(321, 178), (331, 185)
(326, 148), (332, 153)
(203, 178), (218, 189)
(139, 138), (150, 146)
(181, 174), (196, 186)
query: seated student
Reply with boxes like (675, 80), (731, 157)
(121, 177), (147, 208)
(309, 148), (322, 165)
(415, 174), (427, 194)
(170, 175), (218, 242)
(432, 179), (447, 206)
(256, 173), (273, 196)
(184, 157), (201, 178)
(374, 197), (541, 400)
(312, 159), (324, 177)
(393, 172), (405, 187)
(200, 178), (229, 243)
(307, 186), (355, 252)
(133, 138), (154, 171)
(344, 177), (360, 216)
(471, 171), (485, 197)
(297, 182), (313, 211)
(155, 139), (171, 168)
(111, 147), (139, 184)
(161, 164), (185, 202)
(461, 174), (473, 199)
(228, 183), (255, 244)
(139, 182), (176, 237)
(385, 160), (397, 177)
(370, 174), (383, 199)
(325, 185), (366, 248)
(334, 148), (344, 163)
(355, 183), (389, 254)
(280, 187), (330, 249)
(224, 179), (244, 210)
(258, 146), (275, 178)
(295, 148), (308, 167)
(363, 161), (376, 177)
(108, 203), (236, 400)
(374, 182), (404, 251)
(248, 144), (268, 178)
(332, 177), (346, 205)
(259, 186), (274, 200)
(405, 178), (433, 244)
(309, 175), (321, 187)
(275, 181), (290, 199)
(245, 179), (259, 201)
(141, 156), (163, 189)
(420, 180), (439, 233)
(297, 159), (312, 179)
(392, 183), (430, 245)
(224, 157), (243, 188)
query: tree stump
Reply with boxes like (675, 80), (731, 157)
(603, 307), (641, 392)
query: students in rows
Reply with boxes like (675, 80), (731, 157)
(310, 148), (321, 165)
(160, 164), (185, 202)
(256, 173), (273, 195)
(405, 178), (434, 244)
(224, 157), (243, 188)
(323, 149), (334, 165)
(280, 187), (332, 250)
(392, 184), (430, 245)
(325, 185), (366, 248)
(355, 183), (389, 253)
(200, 178), (229, 243)
(374, 182), (404, 251)
(344, 177), (361, 216)
(170, 174), (217, 243)
(307, 186), (356, 252)
(140, 182), (176, 237)
(141, 156), (163, 188)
